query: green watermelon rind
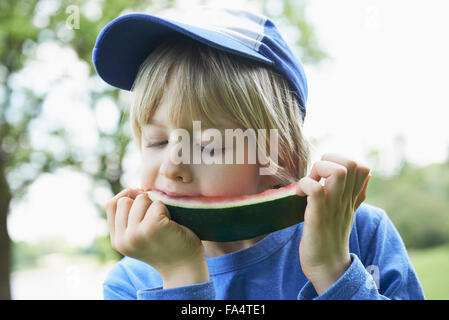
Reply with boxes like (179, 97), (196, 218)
(147, 187), (307, 242)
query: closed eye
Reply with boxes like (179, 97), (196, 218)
(146, 140), (168, 148)
(201, 145), (226, 155)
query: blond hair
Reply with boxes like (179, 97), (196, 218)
(130, 36), (310, 185)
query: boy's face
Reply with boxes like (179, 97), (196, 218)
(139, 96), (272, 197)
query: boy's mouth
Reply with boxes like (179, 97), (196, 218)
(146, 188), (197, 198)
(159, 189), (185, 197)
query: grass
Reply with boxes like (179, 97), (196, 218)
(408, 244), (449, 300)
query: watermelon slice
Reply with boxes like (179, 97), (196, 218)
(147, 182), (307, 242)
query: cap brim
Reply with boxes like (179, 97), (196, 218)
(92, 13), (273, 91)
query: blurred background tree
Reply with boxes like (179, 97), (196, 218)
(0, 0), (327, 300)
(366, 160), (449, 249)
(0, 0), (169, 300)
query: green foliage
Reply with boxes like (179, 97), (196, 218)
(366, 162), (449, 249)
(11, 234), (120, 272)
(11, 241), (39, 271)
(81, 235), (121, 264)
(263, 0), (329, 65)
(409, 244), (449, 299)
(11, 238), (81, 271)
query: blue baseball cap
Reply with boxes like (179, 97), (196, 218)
(92, 7), (308, 121)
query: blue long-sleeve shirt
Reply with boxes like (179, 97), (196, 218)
(103, 203), (425, 300)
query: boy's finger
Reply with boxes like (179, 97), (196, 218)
(112, 188), (144, 202)
(354, 175), (370, 210)
(298, 177), (327, 220)
(353, 166), (371, 200)
(128, 193), (152, 228)
(140, 200), (172, 232)
(308, 160), (347, 207)
(115, 197), (134, 235)
(105, 188), (143, 241)
(108, 188), (144, 217)
(321, 153), (358, 203)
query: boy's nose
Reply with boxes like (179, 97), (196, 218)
(159, 159), (193, 183)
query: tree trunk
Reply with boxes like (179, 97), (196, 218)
(0, 156), (11, 300)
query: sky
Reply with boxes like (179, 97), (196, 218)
(303, 0), (449, 171)
(7, 0), (449, 246)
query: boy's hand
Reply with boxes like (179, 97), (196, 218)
(296, 153), (371, 295)
(105, 188), (209, 289)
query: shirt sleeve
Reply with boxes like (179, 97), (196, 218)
(136, 280), (216, 300)
(297, 208), (426, 300)
(103, 263), (138, 300)
(103, 260), (216, 300)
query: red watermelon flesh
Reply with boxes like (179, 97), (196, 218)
(147, 182), (299, 208)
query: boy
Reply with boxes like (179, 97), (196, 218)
(93, 7), (425, 299)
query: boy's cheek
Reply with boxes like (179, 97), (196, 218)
(199, 164), (261, 197)
(140, 164), (159, 190)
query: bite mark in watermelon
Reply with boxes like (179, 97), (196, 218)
(147, 182), (307, 242)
